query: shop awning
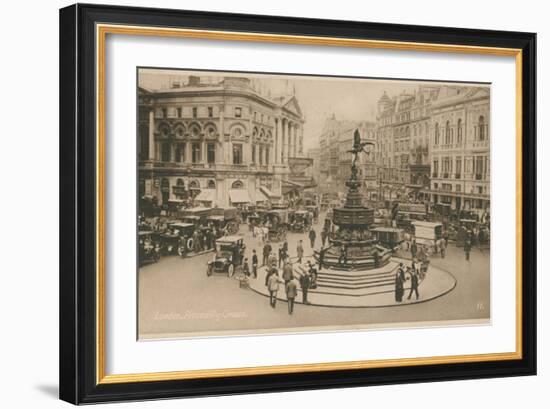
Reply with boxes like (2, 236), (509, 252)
(259, 186), (280, 199)
(194, 189), (216, 203)
(229, 189), (251, 204)
(255, 190), (269, 203)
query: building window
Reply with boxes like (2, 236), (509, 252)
(175, 144), (185, 162)
(192, 107), (197, 118)
(266, 146), (270, 165)
(233, 144), (243, 164)
(457, 118), (463, 143)
(161, 108), (167, 118)
(207, 179), (216, 189)
(251, 144), (256, 163)
(235, 107), (242, 118)
(445, 120), (451, 145)
(478, 115), (486, 141)
(259, 146), (264, 165)
(176, 107), (182, 118)
(475, 156), (484, 179)
(191, 142), (201, 163)
(207, 143), (216, 164)
(456, 184), (461, 192)
(434, 123), (440, 145)
(455, 158), (462, 177)
(433, 160), (439, 177)
(208, 106), (213, 117)
(161, 143), (171, 162)
(232, 180), (244, 189)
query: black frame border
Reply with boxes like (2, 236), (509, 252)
(59, 3), (536, 404)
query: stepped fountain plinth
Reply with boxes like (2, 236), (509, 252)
(315, 130), (391, 271)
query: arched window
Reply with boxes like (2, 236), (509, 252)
(445, 120), (451, 144)
(189, 180), (200, 189)
(175, 144), (185, 162)
(174, 124), (185, 138)
(231, 180), (244, 189)
(161, 143), (171, 162)
(159, 124), (171, 138)
(478, 116), (486, 141)
(207, 179), (216, 189)
(457, 118), (463, 143)
(176, 178), (185, 186)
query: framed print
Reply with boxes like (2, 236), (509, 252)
(59, 3), (537, 404)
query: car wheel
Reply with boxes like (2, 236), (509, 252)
(177, 245), (185, 257)
(228, 264), (234, 278)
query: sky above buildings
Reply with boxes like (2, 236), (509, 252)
(139, 68), (480, 153)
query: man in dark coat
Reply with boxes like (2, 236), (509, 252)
(308, 228), (317, 249)
(282, 261), (294, 284)
(278, 245), (285, 267)
(464, 239), (472, 261)
(262, 242), (272, 266)
(373, 247), (380, 268)
(338, 244), (348, 265)
(285, 278), (298, 314)
(299, 272), (311, 304)
(407, 270), (419, 300)
(251, 249), (258, 278)
(410, 240), (418, 259)
(296, 240), (304, 264)
(321, 229), (328, 247)
(318, 247), (326, 271)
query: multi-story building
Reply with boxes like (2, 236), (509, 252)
(317, 115), (342, 192)
(376, 87), (438, 201)
(428, 86), (490, 214)
(138, 75), (305, 207)
(306, 147), (321, 185)
(317, 117), (377, 196)
(376, 92), (397, 194)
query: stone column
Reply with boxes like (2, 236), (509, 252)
(293, 124), (298, 157)
(299, 125), (304, 155)
(148, 109), (155, 160)
(275, 119), (281, 164)
(282, 118), (287, 164)
(287, 121), (292, 161)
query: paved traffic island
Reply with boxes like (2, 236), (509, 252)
(247, 256), (457, 308)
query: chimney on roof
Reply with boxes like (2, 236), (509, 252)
(188, 75), (201, 86)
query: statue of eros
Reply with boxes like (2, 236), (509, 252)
(349, 129), (375, 168)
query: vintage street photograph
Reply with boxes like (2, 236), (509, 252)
(137, 68), (491, 340)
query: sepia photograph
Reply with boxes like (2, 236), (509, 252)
(137, 68), (491, 340)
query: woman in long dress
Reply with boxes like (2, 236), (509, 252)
(395, 272), (404, 302)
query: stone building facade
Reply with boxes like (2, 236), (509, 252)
(138, 75), (305, 207)
(428, 86), (490, 213)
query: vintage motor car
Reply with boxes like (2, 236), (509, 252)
(208, 207), (240, 237)
(138, 231), (161, 265)
(181, 207), (212, 228)
(167, 222), (196, 257)
(206, 236), (246, 278)
(305, 205), (319, 222)
(264, 209), (289, 241)
(371, 227), (404, 251)
(290, 210), (312, 233)
(412, 221), (443, 249)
